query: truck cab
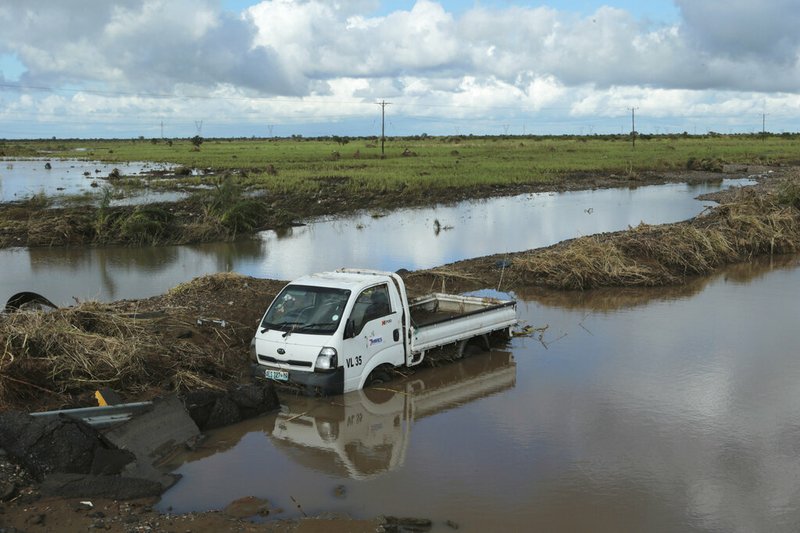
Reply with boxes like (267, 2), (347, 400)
(253, 270), (409, 395)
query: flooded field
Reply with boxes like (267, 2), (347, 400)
(157, 256), (800, 532)
(0, 159), (186, 205)
(0, 179), (752, 306)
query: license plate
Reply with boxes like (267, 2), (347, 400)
(265, 369), (289, 381)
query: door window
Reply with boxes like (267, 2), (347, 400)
(350, 284), (392, 336)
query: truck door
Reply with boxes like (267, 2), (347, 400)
(341, 283), (404, 391)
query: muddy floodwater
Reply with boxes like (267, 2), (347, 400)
(0, 179), (752, 306)
(158, 256), (800, 532)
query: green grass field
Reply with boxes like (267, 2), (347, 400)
(2, 134), (798, 195)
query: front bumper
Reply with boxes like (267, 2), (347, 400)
(252, 364), (344, 396)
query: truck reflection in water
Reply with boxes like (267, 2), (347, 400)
(270, 349), (516, 479)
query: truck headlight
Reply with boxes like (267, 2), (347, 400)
(315, 347), (338, 371)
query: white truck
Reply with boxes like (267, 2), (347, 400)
(252, 268), (517, 395)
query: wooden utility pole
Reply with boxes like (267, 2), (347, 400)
(630, 107), (637, 149)
(377, 100), (390, 156)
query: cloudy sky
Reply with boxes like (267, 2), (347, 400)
(0, 0), (798, 138)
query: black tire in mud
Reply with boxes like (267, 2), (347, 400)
(456, 337), (487, 359)
(365, 366), (392, 387)
(462, 343), (485, 358)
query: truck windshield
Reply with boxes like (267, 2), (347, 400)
(261, 285), (351, 335)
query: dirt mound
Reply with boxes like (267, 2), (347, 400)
(0, 273), (286, 413)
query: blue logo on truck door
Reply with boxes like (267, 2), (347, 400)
(369, 336), (383, 346)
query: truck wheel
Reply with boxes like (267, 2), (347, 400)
(457, 339), (485, 359)
(365, 367), (391, 387)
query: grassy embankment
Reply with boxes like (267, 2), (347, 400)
(1, 134), (799, 248)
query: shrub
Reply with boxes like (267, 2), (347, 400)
(119, 206), (173, 244)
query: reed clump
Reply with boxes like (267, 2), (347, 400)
(512, 236), (676, 289)
(168, 272), (249, 297)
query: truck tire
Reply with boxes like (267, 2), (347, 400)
(457, 337), (487, 359)
(365, 366), (392, 387)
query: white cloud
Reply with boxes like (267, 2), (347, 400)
(0, 0), (798, 137)
(0, 0), (298, 93)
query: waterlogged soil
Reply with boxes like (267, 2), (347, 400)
(0, 165), (768, 249)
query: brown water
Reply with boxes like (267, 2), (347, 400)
(157, 255), (800, 532)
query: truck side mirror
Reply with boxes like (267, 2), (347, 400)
(344, 319), (355, 339)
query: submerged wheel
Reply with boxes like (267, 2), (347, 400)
(365, 366), (392, 387)
(457, 338), (487, 359)
(462, 343), (485, 358)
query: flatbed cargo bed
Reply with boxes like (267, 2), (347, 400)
(408, 293), (517, 361)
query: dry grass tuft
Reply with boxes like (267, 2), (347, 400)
(169, 272), (249, 296)
(619, 224), (736, 275)
(512, 236), (675, 289)
(0, 301), (235, 409)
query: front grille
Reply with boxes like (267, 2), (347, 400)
(258, 354), (312, 368)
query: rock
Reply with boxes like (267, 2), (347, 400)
(0, 412), (133, 481)
(27, 513), (46, 525)
(205, 396), (241, 430)
(0, 481), (17, 502)
(230, 383), (279, 418)
(182, 390), (219, 430)
(183, 383), (279, 431)
(102, 396), (199, 489)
